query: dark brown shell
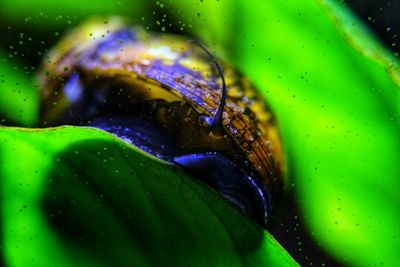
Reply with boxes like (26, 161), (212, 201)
(39, 17), (285, 197)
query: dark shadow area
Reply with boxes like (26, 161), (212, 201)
(0, 22), (59, 71)
(345, 0), (400, 55)
(270, 192), (344, 267)
(40, 138), (266, 266)
(0, 115), (26, 127)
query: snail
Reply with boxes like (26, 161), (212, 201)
(38, 17), (285, 228)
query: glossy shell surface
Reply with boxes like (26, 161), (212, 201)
(39, 17), (285, 197)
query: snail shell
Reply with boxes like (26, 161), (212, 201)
(39, 17), (285, 227)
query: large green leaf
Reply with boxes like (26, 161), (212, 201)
(0, 126), (298, 267)
(232, 1), (400, 266)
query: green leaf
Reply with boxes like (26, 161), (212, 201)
(0, 53), (38, 127)
(165, 0), (236, 52)
(232, 1), (400, 266)
(0, 126), (298, 267)
(0, 0), (146, 29)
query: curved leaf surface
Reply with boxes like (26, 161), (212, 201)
(0, 126), (298, 267)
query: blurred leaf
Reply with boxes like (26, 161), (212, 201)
(0, 126), (298, 267)
(230, 1), (399, 266)
(0, 53), (38, 126)
(0, 0), (147, 29)
(165, 0), (236, 53)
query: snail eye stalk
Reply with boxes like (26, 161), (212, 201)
(188, 40), (226, 136)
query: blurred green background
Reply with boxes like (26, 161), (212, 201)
(0, 0), (399, 266)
